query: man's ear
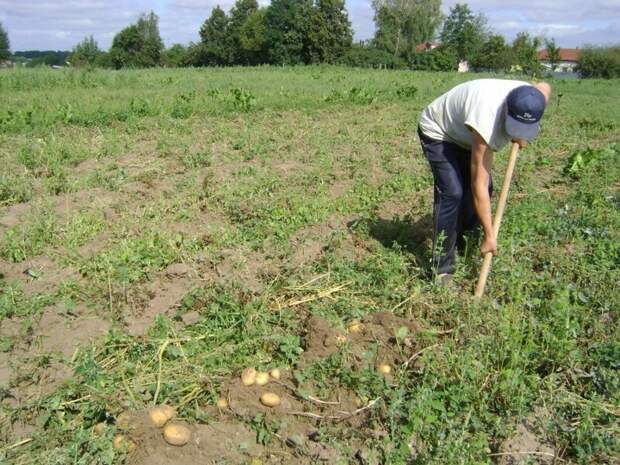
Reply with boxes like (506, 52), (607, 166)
(534, 82), (552, 103)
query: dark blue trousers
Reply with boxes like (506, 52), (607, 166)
(419, 129), (492, 275)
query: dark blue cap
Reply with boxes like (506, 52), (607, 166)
(505, 85), (546, 141)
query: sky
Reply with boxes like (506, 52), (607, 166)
(0, 0), (619, 51)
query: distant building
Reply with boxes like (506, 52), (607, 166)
(0, 60), (13, 69)
(538, 48), (581, 73)
(458, 60), (470, 73)
(415, 41), (440, 53)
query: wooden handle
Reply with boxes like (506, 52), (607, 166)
(474, 142), (520, 298)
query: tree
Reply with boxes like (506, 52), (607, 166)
(199, 6), (231, 65)
(183, 42), (208, 67)
(338, 43), (407, 68)
(135, 12), (164, 66)
(228, 0), (259, 64)
(372, 0), (442, 60)
(95, 52), (113, 68)
(109, 12), (163, 68)
(471, 34), (511, 72)
(69, 36), (101, 66)
(110, 25), (143, 68)
(239, 9), (268, 65)
(162, 44), (189, 67)
(576, 46), (620, 79)
(265, 0), (313, 65)
(0, 22), (10, 61)
(26, 52), (68, 67)
(411, 45), (457, 71)
(511, 32), (542, 75)
(544, 37), (561, 71)
(308, 0), (353, 63)
(440, 3), (488, 62)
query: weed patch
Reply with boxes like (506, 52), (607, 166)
(0, 67), (618, 465)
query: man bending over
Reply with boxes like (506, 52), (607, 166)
(418, 79), (551, 281)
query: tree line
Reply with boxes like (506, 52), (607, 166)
(69, 0), (353, 69)
(65, 1), (546, 73)
(1, 2), (619, 77)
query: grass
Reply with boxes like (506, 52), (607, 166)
(0, 66), (618, 465)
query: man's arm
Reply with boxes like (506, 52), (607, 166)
(470, 129), (497, 256)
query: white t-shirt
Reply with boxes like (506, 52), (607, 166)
(419, 79), (530, 151)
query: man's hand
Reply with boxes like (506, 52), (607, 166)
(512, 138), (528, 149)
(469, 129), (495, 253)
(480, 236), (497, 256)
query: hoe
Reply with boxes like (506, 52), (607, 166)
(474, 142), (520, 298)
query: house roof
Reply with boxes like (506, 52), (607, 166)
(538, 48), (581, 62)
(415, 41), (440, 52)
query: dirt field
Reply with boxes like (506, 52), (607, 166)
(1, 67), (619, 464)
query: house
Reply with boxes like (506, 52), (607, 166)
(538, 48), (581, 73)
(0, 60), (13, 69)
(415, 41), (440, 53)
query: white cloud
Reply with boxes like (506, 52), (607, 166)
(0, 0), (618, 50)
(494, 20), (522, 30)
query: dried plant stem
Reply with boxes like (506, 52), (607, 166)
(401, 344), (439, 370)
(153, 339), (170, 405)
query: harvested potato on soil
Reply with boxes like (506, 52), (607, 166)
(255, 371), (270, 386)
(116, 412), (132, 429)
(93, 422), (106, 435)
(347, 321), (363, 333)
(113, 434), (136, 452)
(148, 405), (177, 428)
(163, 422), (192, 446)
(260, 392), (281, 407)
(216, 397), (229, 409)
(377, 363), (392, 375)
(269, 368), (281, 380)
(241, 367), (257, 386)
(113, 435), (124, 449)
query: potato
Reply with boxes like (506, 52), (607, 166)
(377, 363), (392, 375)
(113, 435), (124, 449)
(260, 392), (281, 407)
(269, 368), (281, 380)
(163, 422), (192, 446)
(241, 367), (257, 386)
(148, 405), (176, 428)
(347, 320), (363, 334)
(113, 434), (136, 452)
(116, 412), (132, 429)
(216, 397), (229, 409)
(93, 422), (106, 435)
(255, 371), (270, 386)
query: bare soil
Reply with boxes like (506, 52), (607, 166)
(497, 423), (556, 465)
(125, 263), (197, 336)
(0, 143), (424, 463)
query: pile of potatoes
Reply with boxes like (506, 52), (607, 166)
(106, 367), (284, 453)
(348, 320), (393, 376)
(107, 404), (192, 451)
(148, 406), (192, 446)
(217, 367), (283, 408)
(106, 339), (390, 452)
